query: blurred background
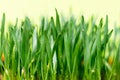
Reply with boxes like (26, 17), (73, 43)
(0, 0), (120, 28)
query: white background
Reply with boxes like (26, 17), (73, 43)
(0, 0), (120, 28)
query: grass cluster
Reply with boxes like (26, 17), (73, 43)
(0, 10), (120, 80)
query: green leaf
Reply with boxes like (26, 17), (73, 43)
(50, 17), (57, 40)
(32, 29), (37, 53)
(64, 32), (71, 73)
(41, 17), (45, 33)
(55, 8), (61, 33)
(1, 13), (5, 47)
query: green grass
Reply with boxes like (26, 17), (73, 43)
(0, 10), (120, 80)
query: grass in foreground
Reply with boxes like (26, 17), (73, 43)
(0, 10), (120, 80)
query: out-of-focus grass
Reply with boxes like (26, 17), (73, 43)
(0, 10), (120, 80)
